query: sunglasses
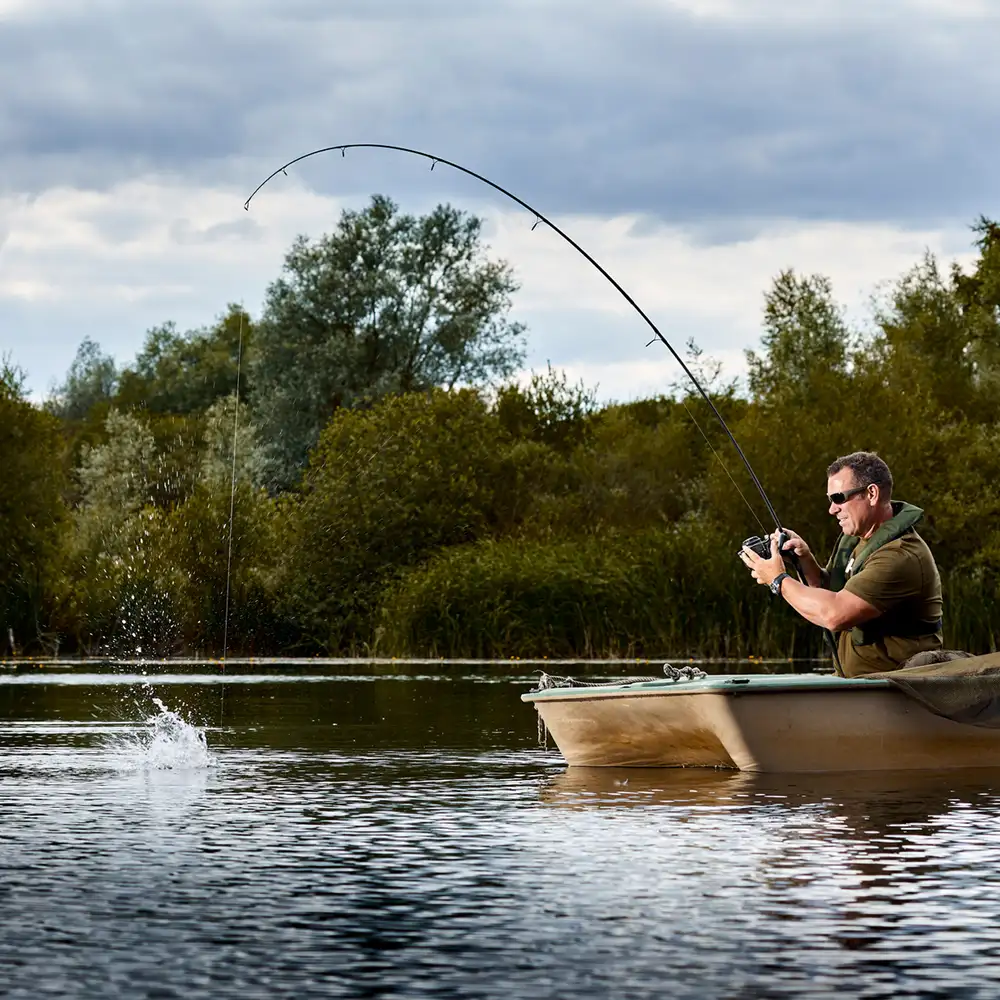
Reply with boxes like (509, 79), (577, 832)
(827, 485), (869, 505)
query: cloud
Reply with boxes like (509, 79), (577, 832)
(1, 1), (994, 403)
(0, 176), (978, 400)
(170, 216), (263, 246)
(0, 0), (996, 227)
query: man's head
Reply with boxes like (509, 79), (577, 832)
(826, 451), (894, 538)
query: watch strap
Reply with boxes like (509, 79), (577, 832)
(771, 572), (790, 596)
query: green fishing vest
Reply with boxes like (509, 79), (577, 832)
(826, 501), (941, 646)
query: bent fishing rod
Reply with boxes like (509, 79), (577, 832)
(244, 143), (841, 668)
(245, 142), (780, 533)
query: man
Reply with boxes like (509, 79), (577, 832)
(741, 451), (943, 677)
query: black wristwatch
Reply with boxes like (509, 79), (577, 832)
(770, 572), (790, 596)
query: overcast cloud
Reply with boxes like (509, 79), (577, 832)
(0, 0), (996, 397)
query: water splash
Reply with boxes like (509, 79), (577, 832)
(107, 697), (215, 771)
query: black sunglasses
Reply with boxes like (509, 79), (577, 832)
(827, 485), (869, 505)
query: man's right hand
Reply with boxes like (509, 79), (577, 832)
(778, 528), (824, 587)
(779, 528), (813, 561)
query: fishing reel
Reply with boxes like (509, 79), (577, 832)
(739, 530), (791, 562)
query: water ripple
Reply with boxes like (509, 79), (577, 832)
(2, 676), (1000, 998)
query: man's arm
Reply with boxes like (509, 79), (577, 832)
(775, 577), (881, 632)
(742, 534), (881, 631)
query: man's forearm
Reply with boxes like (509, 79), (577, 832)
(795, 555), (824, 589)
(779, 578), (850, 630)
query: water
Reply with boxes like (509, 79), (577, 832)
(3, 664), (1000, 998)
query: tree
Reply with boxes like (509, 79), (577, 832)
(869, 253), (977, 417)
(200, 393), (266, 489)
(702, 271), (859, 551)
(251, 195), (526, 489)
(169, 393), (283, 653)
(746, 270), (852, 404)
(63, 409), (180, 656)
(114, 304), (252, 416)
(0, 360), (68, 653)
(495, 364), (596, 454)
(59, 400), (283, 656)
(950, 217), (1000, 420)
(47, 338), (118, 421)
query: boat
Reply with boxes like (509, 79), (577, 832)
(522, 653), (1000, 773)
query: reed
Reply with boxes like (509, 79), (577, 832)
(378, 523), (827, 660)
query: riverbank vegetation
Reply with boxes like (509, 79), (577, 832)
(3, 201), (998, 659)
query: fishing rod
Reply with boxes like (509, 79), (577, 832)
(244, 142), (780, 533)
(244, 143), (843, 670)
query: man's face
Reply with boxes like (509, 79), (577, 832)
(827, 470), (876, 536)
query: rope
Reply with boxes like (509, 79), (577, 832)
(531, 663), (707, 692)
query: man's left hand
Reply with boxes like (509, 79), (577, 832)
(740, 534), (786, 587)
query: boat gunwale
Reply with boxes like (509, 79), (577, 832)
(521, 674), (892, 703)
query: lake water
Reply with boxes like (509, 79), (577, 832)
(3, 663), (1000, 999)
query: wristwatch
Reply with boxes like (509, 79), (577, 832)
(770, 572), (790, 596)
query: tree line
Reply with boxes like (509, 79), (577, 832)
(2, 200), (998, 659)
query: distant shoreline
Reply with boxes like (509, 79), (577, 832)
(1, 656), (826, 670)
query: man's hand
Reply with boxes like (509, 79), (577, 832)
(777, 527), (824, 587)
(740, 533), (786, 587)
(779, 528), (812, 562)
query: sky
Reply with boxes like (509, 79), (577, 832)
(0, 0), (997, 401)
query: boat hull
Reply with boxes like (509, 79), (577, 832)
(522, 675), (1000, 773)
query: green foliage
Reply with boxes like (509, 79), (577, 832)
(521, 399), (723, 538)
(10, 214), (1000, 659)
(46, 338), (118, 421)
(701, 271), (860, 552)
(59, 410), (177, 655)
(56, 404), (281, 656)
(115, 305), (251, 416)
(869, 254), (976, 416)
(747, 270), (851, 404)
(495, 364), (596, 454)
(277, 389), (523, 650)
(199, 394), (267, 490)
(0, 368), (67, 654)
(158, 481), (284, 655)
(379, 523), (810, 659)
(251, 195), (526, 488)
(156, 398), (280, 653)
(1, 356), (27, 397)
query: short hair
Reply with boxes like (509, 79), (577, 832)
(827, 451), (893, 498)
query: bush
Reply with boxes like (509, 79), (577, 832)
(379, 521), (822, 660)
(159, 481), (285, 655)
(278, 389), (537, 650)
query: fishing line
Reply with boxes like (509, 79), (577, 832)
(676, 394), (767, 536)
(221, 305), (245, 667)
(244, 142), (782, 534)
(244, 144), (840, 667)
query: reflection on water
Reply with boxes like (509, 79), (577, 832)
(2, 667), (1000, 998)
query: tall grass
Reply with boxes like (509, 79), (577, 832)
(379, 523), (829, 660)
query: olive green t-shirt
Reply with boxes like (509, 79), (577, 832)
(836, 530), (943, 677)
